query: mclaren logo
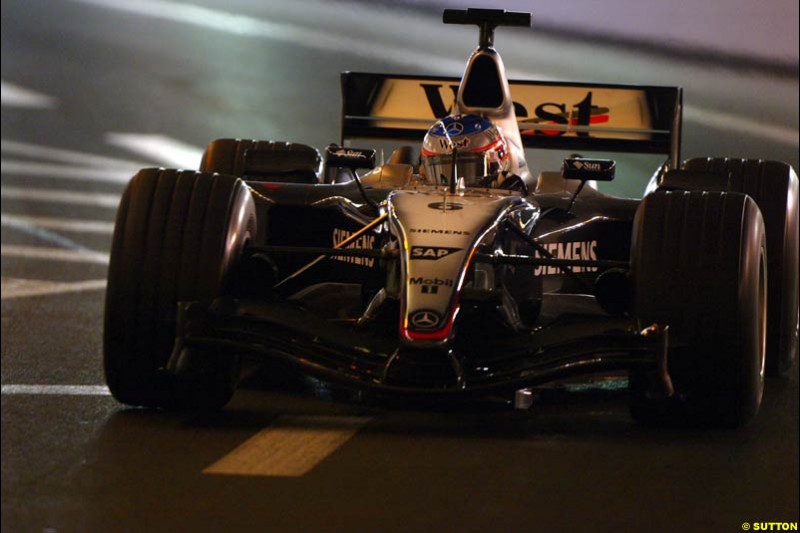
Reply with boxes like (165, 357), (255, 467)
(410, 246), (461, 260)
(409, 309), (442, 330)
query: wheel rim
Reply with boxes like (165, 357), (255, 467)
(757, 248), (768, 399)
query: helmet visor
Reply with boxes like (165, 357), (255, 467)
(422, 152), (500, 187)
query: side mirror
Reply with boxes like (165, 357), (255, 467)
(562, 158), (616, 182)
(325, 145), (376, 171)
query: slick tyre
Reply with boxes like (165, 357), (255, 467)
(104, 169), (256, 410)
(200, 138), (321, 183)
(681, 158), (799, 376)
(199, 139), (255, 176)
(630, 191), (767, 428)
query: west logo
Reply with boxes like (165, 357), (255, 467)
(521, 93), (609, 137)
(421, 84), (608, 138)
(421, 83), (529, 120)
(534, 240), (599, 276)
(410, 246), (461, 260)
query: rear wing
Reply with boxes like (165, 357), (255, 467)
(341, 72), (683, 166)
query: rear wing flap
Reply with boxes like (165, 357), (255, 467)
(341, 72), (682, 165)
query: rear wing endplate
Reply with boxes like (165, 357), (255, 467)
(341, 72), (683, 166)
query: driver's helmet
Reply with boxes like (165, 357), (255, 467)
(421, 114), (509, 187)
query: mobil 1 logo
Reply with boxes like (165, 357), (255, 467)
(410, 277), (454, 295)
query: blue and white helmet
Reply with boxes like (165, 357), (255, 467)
(421, 114), (509, 186)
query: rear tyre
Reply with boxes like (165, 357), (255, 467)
(629, 191), (767, 428)
(679, 158), (799, 375)
(104, 169), (256, 409)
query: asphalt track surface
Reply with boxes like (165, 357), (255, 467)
(2, 1), (798, 532)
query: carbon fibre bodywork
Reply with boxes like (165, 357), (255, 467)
(168, 176), (670, 396)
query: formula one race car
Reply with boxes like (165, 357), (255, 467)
(104, 8), (799, 427)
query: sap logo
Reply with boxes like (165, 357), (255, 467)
(332, 228), (375, 267)
(410, 228), (470, 235)
(534, 240), (598, 276)
(410, 246), (461, 260)
(409, 277), (454, 287)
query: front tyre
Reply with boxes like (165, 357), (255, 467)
(681, 158), (799, 376)
(630, 191), (767, 428)
(104, 169), (256, 410)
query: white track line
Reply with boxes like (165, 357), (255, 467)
(2, 213), (114, 235)
(204, 415), (371, 477)
(2, 187), (120, 208)
(1, 277), (107, 300)
(1, 384), (110, 396)
(1, 159), (134, 183)
(1, 138), (150, 169)
(2, 214), (100, 250)
(0, 81), (56, 109)
(106, 133), (203, 169)
(1, 245), (109, 265)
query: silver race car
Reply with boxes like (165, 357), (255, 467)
(104, 8), (798, 427)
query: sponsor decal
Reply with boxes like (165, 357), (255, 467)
(409, 277), (454, 288)
(427, 201), (464, 211)
(520, 93), (610, 137)
(420, 85), (610, 139)
(445, 121), (464, 136)
(571, 160), (601, 171)
(333, 149), (368, 158)
(409, 309), (442, 330)
(410, 246), (461, 260)
(420, 83), (459, 118)
(332, 228), (375, 267)
(534, 240), (599, 276)
(437, 137), (470, 150)
(410, 228), (470, 235)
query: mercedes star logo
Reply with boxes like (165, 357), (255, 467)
(427, 201), (463, 211)
(445, 122), (464, 136)
(409, 309), (442, 330)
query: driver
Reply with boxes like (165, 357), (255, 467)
(420, 114), (511, 188)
